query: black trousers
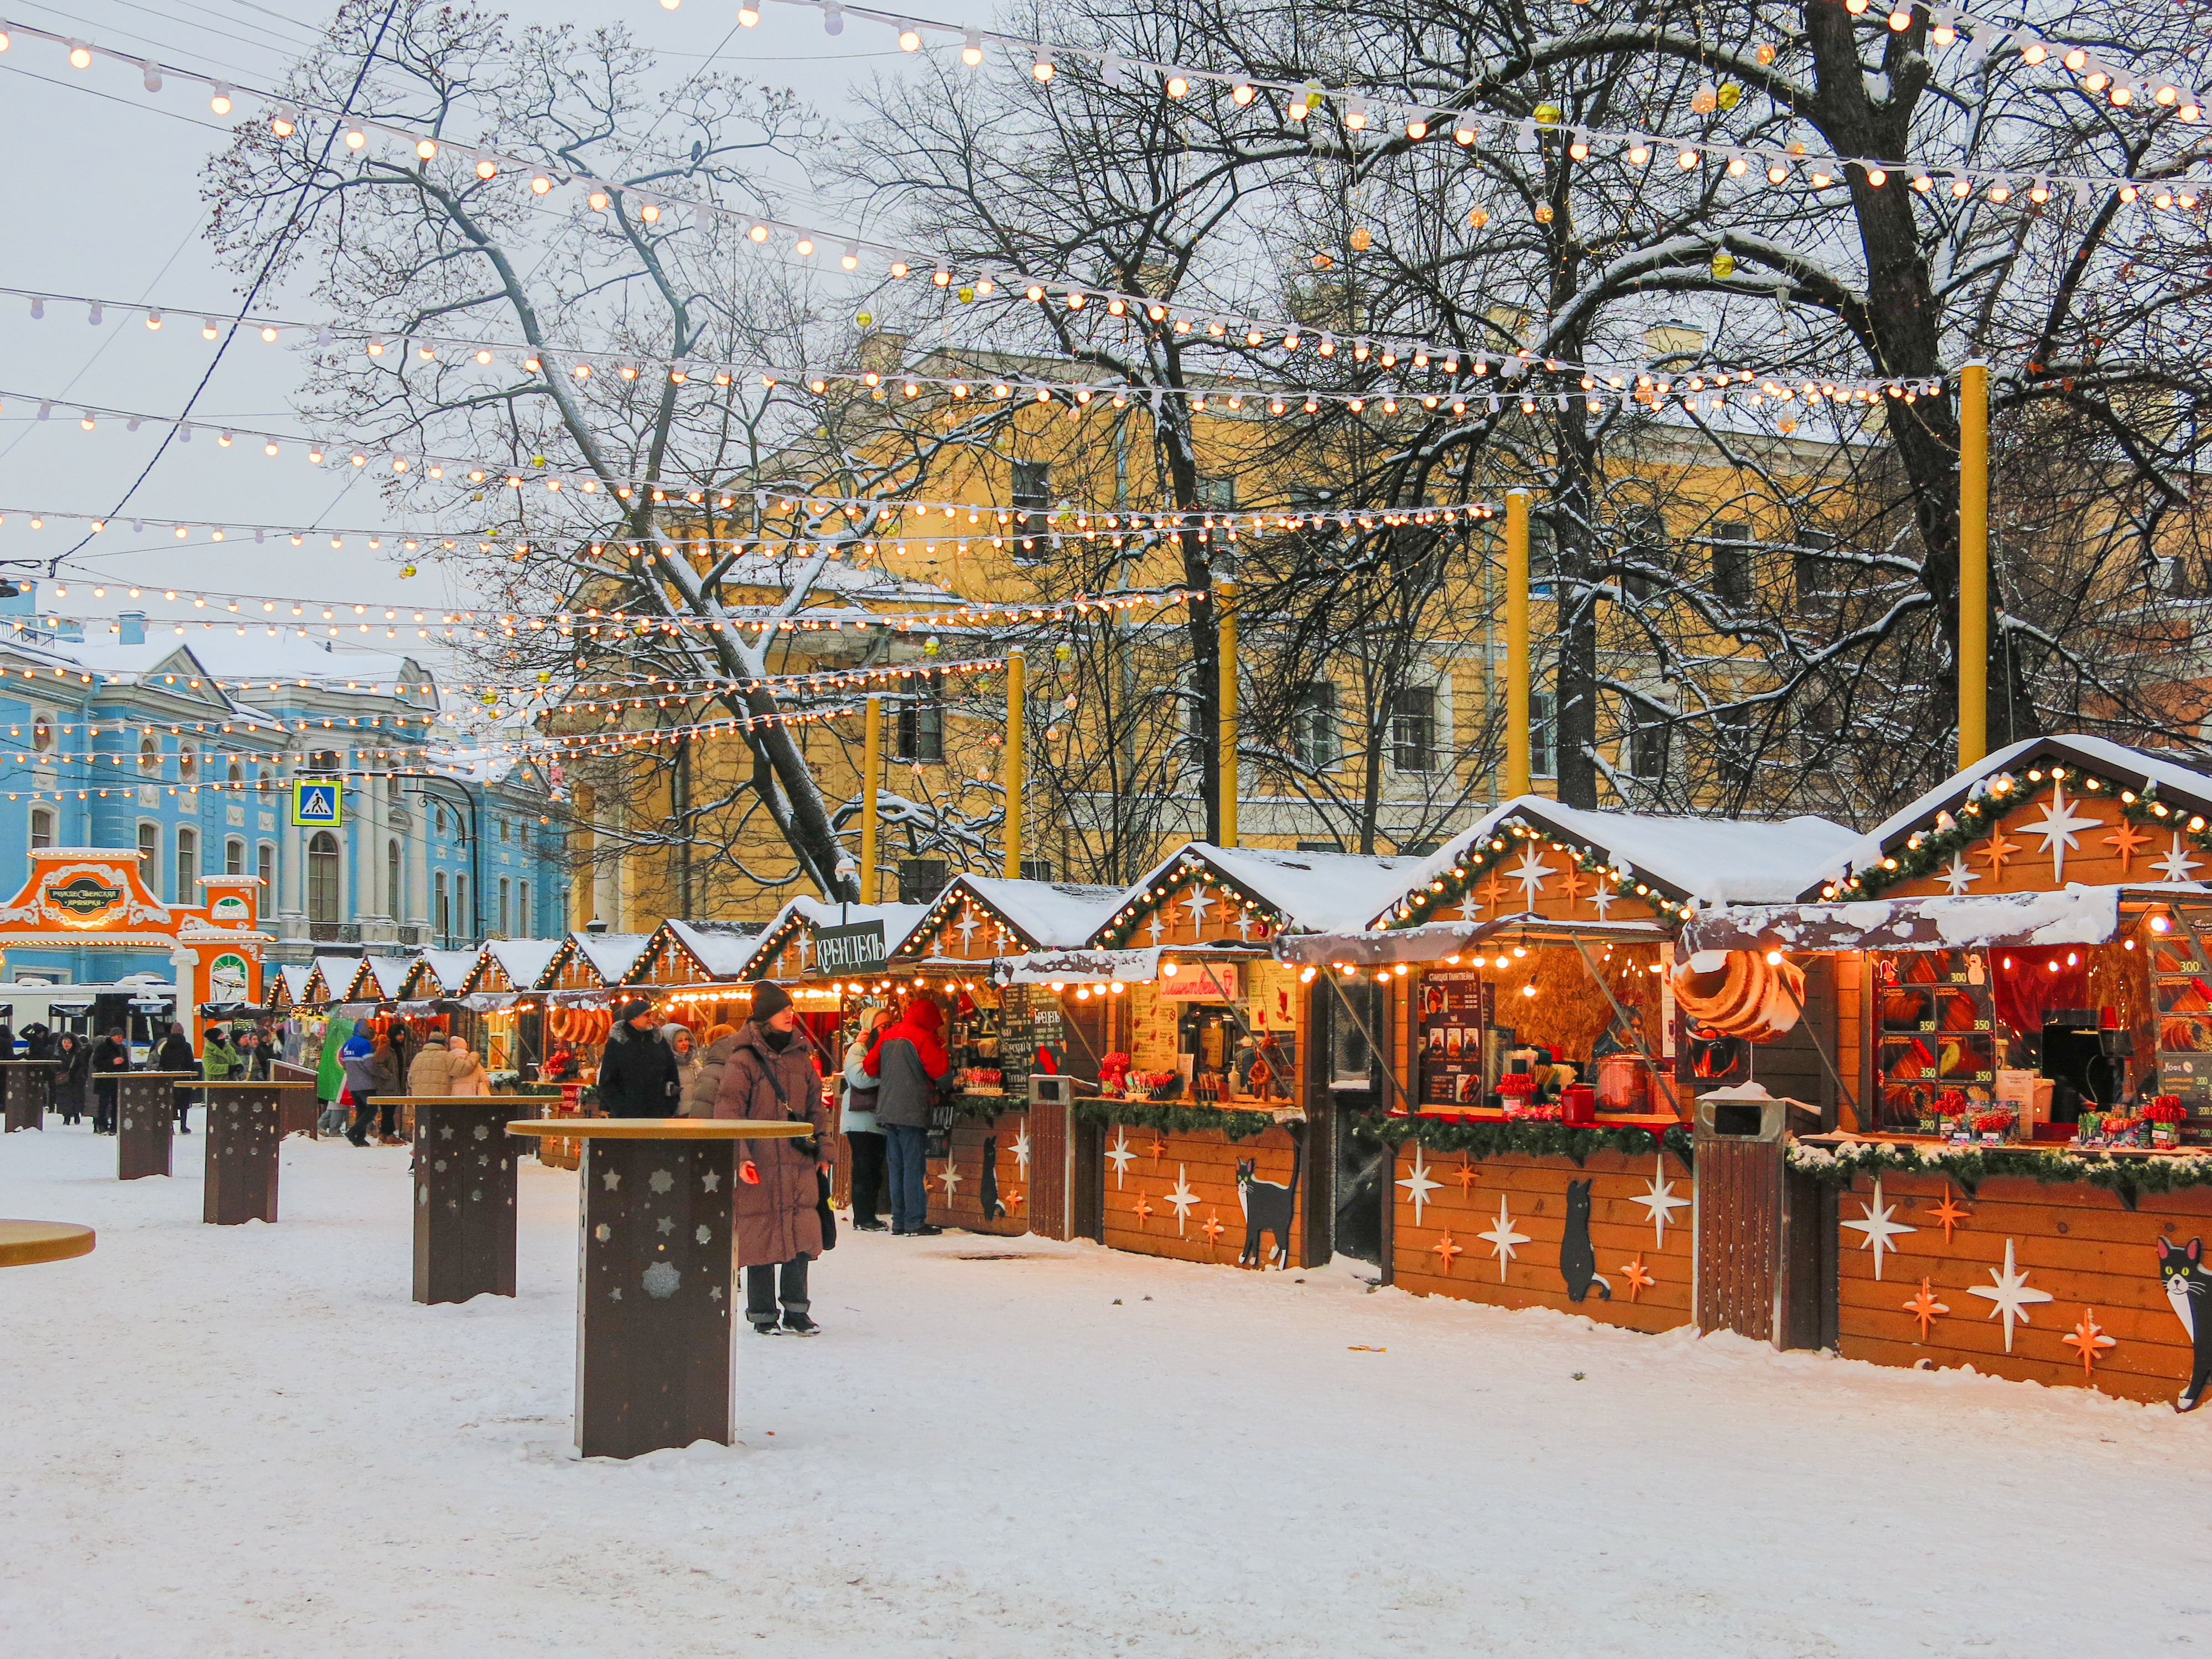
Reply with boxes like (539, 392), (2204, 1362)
(173, 1086), (195, 1129)
(745, 1257), (810, 1327)
(349, 1093), (376, 1142)
(845, 1130), (886, 1223)
(93, 1078), (118, 1133)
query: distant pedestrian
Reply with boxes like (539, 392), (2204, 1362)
(157, 1021), (198, 1132)
(682, 1023), (737, 1118)
(596, 1000), (679, 1115)
(664, 1023), (699, 1106)
(842, 1003), (893, 1232)
(53, 1032), (89, 1125)
(442, 1036), (487, 1096)
(714, 982), (832, 1335)
(368, 1034), (404, 1143)
(18, 1021), (55, 1060)
(91, 1026), (130, 1134)
(864, 995), (952, 1237)
(318, 1018), (357, 1135)
(234, 1027), (271, 1080)
(340, 1028), (377, 1146)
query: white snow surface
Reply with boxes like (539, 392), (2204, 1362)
(479, 937), (564, 990)
(948, 874), (1124, 948)
(661, 919), (771, 978)
(1121, 842), (1415, 935)
(4, 1127), (2210, 1657)
(408, 949), (483, 996)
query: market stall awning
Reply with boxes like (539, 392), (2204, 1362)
(1678, 883), (2212, 954)
(1272, 913), (1674, 968)
(990, 946), (1164, 986)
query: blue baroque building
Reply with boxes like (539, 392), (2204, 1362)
(0, 590), (569, 983)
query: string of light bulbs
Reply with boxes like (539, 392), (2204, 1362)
(0, 17), (2121, 384)
(666, 0), (2206, 129)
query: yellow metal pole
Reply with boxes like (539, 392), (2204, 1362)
(1957, 360), (1988, 769)
(1218, 579), (1238, 847)
(859, 693), (881, 904)
(1004, 647), (1025, 878)
(1504, 490), (1531, 798)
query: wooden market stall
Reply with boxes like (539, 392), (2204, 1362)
(1686, 734), (2212, 1405)
(456, 938), (566, 1080)
(1278, 798), (1858, 1335)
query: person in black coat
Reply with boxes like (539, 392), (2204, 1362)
(596, 1000), (679, 1115)
(53, 1032), (89, 1125)
(91, 1027), (130, 1133)
(18, 1022), (56, 1060)
(155, 1021), (196, 1132)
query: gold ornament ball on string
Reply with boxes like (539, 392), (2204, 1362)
(400, 564), (417, 578)
(1349, 225), (1372, 250)
(1534, 202), (1555, 222)
(1533, 102), (1562, 127)
(1468, 205), (1490, 228)
(1710, 250), (1736, 278)
(856, 310), (873, 327)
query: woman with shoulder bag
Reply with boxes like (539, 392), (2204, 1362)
(713, 983), (832, 1335)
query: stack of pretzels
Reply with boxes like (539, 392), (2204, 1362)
(1670, 949), (1805, 1042)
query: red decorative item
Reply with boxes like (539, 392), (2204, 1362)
(1495, 1072), (1536, 1101)
(1561, 1084), (1596, 1126)
(739, 1159), (761, 1185)
(2146, 1096), (2187, 1124)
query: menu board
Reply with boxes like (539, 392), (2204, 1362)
(1420, 969), (1495, 1109)
(996, 984), (1034, 1101)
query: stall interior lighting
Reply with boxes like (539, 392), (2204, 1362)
(2152, 914), (2173, 933)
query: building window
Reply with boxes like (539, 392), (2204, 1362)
(307, 831), (340, 923)
(1291, 681), (1336, 768)
(137, 821), (159, 890)
(257, 770), (272, 793)
(387, 840), (402, 917)
(435, 870), (450, 940)
(498, 877), (511, 937)
(1626, 705), (1671, 779)
(1716, 705), (1754, 790)
(138, 737), (159, 773)
(175, 828), (197, 902)
(434, 803), (449, 837)
(178, 745), (196, 782)
(499, 817), (511, 844)
(518, 880), (530, 935)
(897, 858), (948, 905)
(1389, 687), (1437, 773)
(257, 842), (274, 892)
(31, 715), (53, 753)
(29, 807), (54, 849)
(1019, 859), (1054, 882)
(307, 749), (340, 774)
(1010, 459), (1050, 510)
(454, 875), (468, 940)
(386, 772), (400, 802)
(227, 758), (242, 786)
(1195, 474), (1236, 511)
(894, 680), (944, 763)
(1530, 691), (1558, 779)
(1711, 521), (1752, 607)
(225, 836), (245, 876)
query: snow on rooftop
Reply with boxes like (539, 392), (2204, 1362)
(569, 932), (651, 983)
(719, 553), (956, 603)
(664, 919), (770, 978)
(1399, 797), (1858, 913)
(277, 964), (314, 1002)
(410, 949), (481, 994)
(953, 875), (1124, 948)
(358, 955), (410, 998)
(1121, 842), (1416, 935)
(482, 938), (563, 988)
(313, 954), (365, 995)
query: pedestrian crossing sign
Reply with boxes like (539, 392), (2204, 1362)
(290, 779), (342, 828)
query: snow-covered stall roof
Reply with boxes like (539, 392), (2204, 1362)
(407, 949), (481, 996)
(356, 954), (410, 1000)
(1384, 797), (1858, 922)
(271, 964), (315, 1007)
(314, 954), (370, 1000)
(1803, 733), (2212, 897)
(1097, 843), (1417, 944)
(472, 938), (564, 991)
(662, 919), (771, 978)
(568, 932), (652, 986)
(746, 897), (933, 976)
(908, 875), (1125, 954)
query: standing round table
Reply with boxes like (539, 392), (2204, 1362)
(0, 1220), (95, 1267)
(505, 1117), (812, 1461)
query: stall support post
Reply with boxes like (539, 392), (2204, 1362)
(1217, 579), (1238, 847)
(1004, 647), (1025, 879)
(1957, 360), (1988, 769)
(1504, 490), (1531, 798)
(859, 693), (882, 904)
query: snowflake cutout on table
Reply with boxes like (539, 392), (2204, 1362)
(1430, 1230), (1463, 1273)
(1396, 1149), (1443, 1224)
(1634, 1154), (1691, 1250)
(1939, 854), (1979, 896)
(1508, 847), (1552, 905)
(1967, 1237), (2053, 1353)
(1161, 1166), (1199, 1234)
(1903, 1277), (1949, 1341)
(2154, 833), (2203, 884)
(2063, 1307), (2117, 1378)
(1105, 1131), (1135, 1188)
(1477, 1196), (1529, 1283)
(1843, 1178), (1917, 1281)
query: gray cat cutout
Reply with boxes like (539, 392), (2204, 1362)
(1560, 1179), (1612, 1302)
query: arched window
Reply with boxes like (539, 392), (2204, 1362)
(137, 821), (159, 890)
(256, 842), (274, 892)
(175, 827), (197, 903)
(434, 803), (448, 837)
(29, 807), (55, 849)
(257, 769), (272, 793)
(434, 869), (450, 941)
(178, 745), (196, 782)
(31, 715), (53, 753)
(386, 840), (401, 917)
(225, 837), (245, 876)
(227, 758), (242, 786)
(307, 831), (340, 923)
(386, 773), (400, 802)
(138, 737), (159, 773)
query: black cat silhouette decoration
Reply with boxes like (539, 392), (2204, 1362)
(1235, 1132), (1304, 1269)
(1559, 1179), (1612, 1302)
(2157, 1235), (2212, 1411)
(978, 1135), (1005, 1224)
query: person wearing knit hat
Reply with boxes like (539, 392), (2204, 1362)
(596, 998), (680, 1115)
(840, 1002), (895, 1231)
(716, 981), (832, 1334)
(749, 980), (794, 1022)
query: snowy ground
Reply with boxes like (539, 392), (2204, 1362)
(2, 1123), (2209, 1658)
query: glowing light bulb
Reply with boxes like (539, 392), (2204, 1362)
(68, 44), (91, 69)
(210, 88), (232, 115)
(344, 128), (366, 149)
(898, 29), (920, 51)
(961, 31), (982, 65)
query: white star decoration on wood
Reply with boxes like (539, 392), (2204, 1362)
(1456, 891), (1483, 923)
(1939, 854), (1979, 895)
(938, 1161), (963, 1198)
(2154, 833), (2203, 884)
(1011, 1128), (1031, 1176)
(1842, 1179), (1917, 1281)
(1162, 1166), (1199, 1234)
(1231, 909), (1260, 942)
(1145, 913), (1166, 945)
(2021, 784), (2100, 882)
(1590, 882), (1614, 919)
(1105, 1132), (1135, 1188)
(1181, 887), (1216, 932)
(954, 909), (982, 950)
(1508, 847), (1552, 904)
(1396, 1150), (1443, 1224)
(1477, 1196), (1528, 1283)
(1968, 1237), (2053, 1353)
(1634, 1156), (1691, 1249)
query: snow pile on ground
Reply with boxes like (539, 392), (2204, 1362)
(2, 1122), (2209, 1657)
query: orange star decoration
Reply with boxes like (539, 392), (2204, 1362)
(1974, 827), (2019, 875)
(1004, 1188), (1024, 1212)
(1929, 1190), (1971, 1244)
(1431, 1230), (1464, 1273)
(2063, 1308), (2117, 1379)
(1476, 872), (1505, 914)
(1455, 1154), (1478, 1194)
(1903, 1277), (1949, 1341)
(2103, 820), (2151, 873)
(1148, 1138), (1167, 1163)
(1620, 1256), (1656, 1302)
(1200, 1209), (1226, 1249)
(1129, 1190), (1153, 1224)
(1559, 866), (1589, 908)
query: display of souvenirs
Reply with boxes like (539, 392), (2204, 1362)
(1419, 969), (1495, 1109)
(1097, 1051), (1132, 1096)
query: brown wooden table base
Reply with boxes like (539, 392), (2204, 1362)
(408, 1097), (521, 1304)
(1, 1061), (55, 1132)
(116, 1074), (191, 1180)
(203, 1082), (305, 1224)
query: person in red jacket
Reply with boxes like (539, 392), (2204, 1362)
(864, 995), (952, 1236)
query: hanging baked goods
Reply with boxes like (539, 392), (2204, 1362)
(1670, 949), (1806, 1042)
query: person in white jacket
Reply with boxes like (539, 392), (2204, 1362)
(842, 1004), (892, 1231)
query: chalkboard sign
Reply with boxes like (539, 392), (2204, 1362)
(998, 985), (1033, 1100)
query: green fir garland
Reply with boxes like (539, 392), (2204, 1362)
(1787, 1136), (2212, 1206)
(2120, 781), (2212, 851)
(1351, 1110), (1694, 1169)
(1072, 1098), (1282, 1141)
(1384, 816), (1690, 931)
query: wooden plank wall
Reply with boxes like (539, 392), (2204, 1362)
(1098, 1121), (1307, 1268)
(1834, 953), (1866, 1131)
(1696, 1139), (1782, 1341)
(1835, 1170), (2212, 1407)
(1390, 1144), (1695, 1333)
(925, 1110), (1032, 1237)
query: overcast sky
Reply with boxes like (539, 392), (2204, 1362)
(0, 0), (897, 652)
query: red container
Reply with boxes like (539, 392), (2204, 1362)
(1561, 1084), (1597, 1126)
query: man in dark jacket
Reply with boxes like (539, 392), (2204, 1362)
(91, 1027), (131, 1134)
(863, 995), (952, 1236)
(18, 1022), (55, 1060)
(155, 1021), (196, 1132)
(597, 1000), (680, 1115)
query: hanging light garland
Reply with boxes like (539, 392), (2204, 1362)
(1377, 819), (1694, 928)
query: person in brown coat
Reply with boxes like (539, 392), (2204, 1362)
(712, 981), (831, 1335)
